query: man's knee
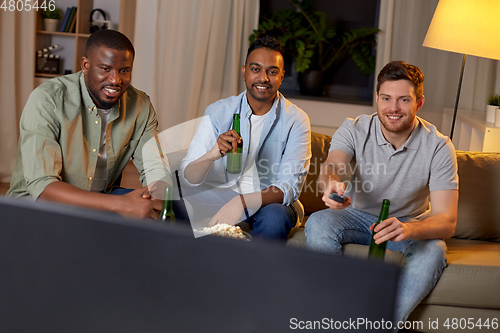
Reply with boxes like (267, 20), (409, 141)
(258, 203), (294, 224)
(249, 204), (294, 240)
(421, 239), (447, 260)
(304, 209), (338, 236)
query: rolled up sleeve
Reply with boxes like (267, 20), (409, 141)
(20, 89), (63, 199)
(179, 115), (219, 187)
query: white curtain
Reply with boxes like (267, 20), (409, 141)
(389, 0), (498, 129)
(0, 11), (35, 182)
(153, 0), (259, 131)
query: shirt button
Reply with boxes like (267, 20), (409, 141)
(95, 120), (99, 125)
(247, 124), (249, 127)
(89, 177), (93, 181)
(244, 148), (247, 151)
(92, 149), (97, 153)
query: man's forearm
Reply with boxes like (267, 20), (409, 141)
(184, 152), (218, 185)
(317, 162), (341, 193)
(39, 182), (123, 213)
(39, 181), (161, 219)
(317, 151), (352, 194)
(240, 186), (284, 211)
(405, 213), (457, 240)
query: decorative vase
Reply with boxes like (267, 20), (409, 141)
(495, 108), (500, 127)
(298, 70), (324, 97)
(43, 18), (60, 32)
(486, 104), (497, 123)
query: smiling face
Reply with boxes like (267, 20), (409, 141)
(81, 46), (133, 109)
(376, 79), (424, 141)
(241, 47), (284, 113)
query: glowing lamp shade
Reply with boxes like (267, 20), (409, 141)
(423, 0), (500, 60)
(423, 0), (500, 140)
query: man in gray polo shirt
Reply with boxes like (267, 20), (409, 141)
(305, 61), (458, 328)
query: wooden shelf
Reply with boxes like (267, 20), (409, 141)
(36, 30), (77, 36)
(35, 73), (61, 78)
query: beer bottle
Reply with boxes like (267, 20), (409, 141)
(368, 199), (390, 259)
(158, 185), (176, 223)
(226, 114), (243, 174)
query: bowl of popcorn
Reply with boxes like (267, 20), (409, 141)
(195, 223), (251, 241)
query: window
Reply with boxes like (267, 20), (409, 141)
(258, 0), (380, 105)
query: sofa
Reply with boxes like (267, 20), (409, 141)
(287, 132), (500, 333)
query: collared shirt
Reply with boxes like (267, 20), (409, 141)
(7, 71), (168, 199)
(329, 113), (458, 218)
(180, 91), (312, 206)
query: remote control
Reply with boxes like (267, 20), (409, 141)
(329, 193), (346, 203)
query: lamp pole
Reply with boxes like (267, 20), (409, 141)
(449, 54), (467, 141)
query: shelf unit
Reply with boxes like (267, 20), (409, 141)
(442, 108), (500, 152)
(34, 0), (136, 81)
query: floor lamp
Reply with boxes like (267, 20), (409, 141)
(422, 0), (500, 140)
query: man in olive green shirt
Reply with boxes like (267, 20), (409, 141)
(7, 29), (169, 219)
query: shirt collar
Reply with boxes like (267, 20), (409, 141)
(403, 117), (421, 150)
(241, 91), (281, 119)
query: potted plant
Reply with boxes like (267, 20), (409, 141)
(486, 94), (500, 124)
(42, 7), (63, 32)
(250, 0), (380, 96)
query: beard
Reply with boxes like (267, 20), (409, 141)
(87, 84), (121, 110)
(378, 112), (416, 134)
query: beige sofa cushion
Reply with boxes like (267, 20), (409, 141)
(454, 151), (500, 242)
(420, 238), (500, 309)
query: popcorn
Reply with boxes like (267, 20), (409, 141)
(198, 223), (249, 240)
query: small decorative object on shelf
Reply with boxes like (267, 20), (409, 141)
(486, 94), (500, 124)
(42, 6), (63, 32)
(89, 9), (113, 34)
(36, 44), (61, 75)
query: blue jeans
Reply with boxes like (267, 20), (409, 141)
(304, 207), (447, 325)
(182, 185), (295, 240)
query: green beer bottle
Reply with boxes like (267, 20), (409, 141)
(368, 199), (390, 259)
(226, 114), (243, 174)
(158, 185), (176, 223)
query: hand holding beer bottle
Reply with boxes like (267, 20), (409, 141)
(368, 199), (390, 259)
(225, 114), (243, 174)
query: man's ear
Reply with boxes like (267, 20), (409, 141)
(241, 65), (246, 82)
(81, 57), (89, 74)
(417, 95), (425, 111)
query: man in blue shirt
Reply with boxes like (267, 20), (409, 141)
(180, 36), (311, 240)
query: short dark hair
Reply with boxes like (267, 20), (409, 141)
(85, 29), (135, 58)
(377, 61), (424, 99)
(246, 35), (285, 65)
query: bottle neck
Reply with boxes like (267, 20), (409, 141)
(232, 116), (240, 134)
